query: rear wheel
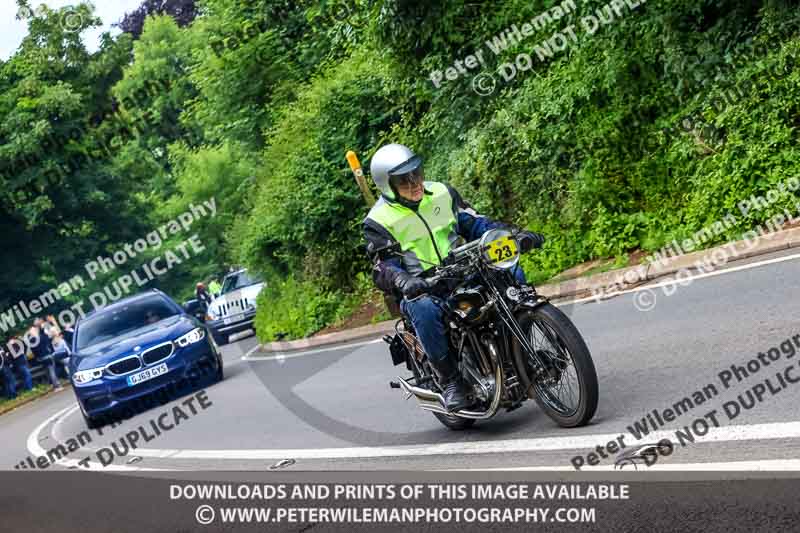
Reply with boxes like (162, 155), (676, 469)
(418, 356), (475, 431)
(410, 349), (477, 431)
(513, 303), (598, 427)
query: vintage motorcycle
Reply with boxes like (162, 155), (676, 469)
(377, 228), (598, 430)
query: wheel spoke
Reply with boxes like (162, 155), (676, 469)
(526, 318), (581, 416)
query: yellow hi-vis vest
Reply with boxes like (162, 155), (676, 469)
(365, 182), (459, 275)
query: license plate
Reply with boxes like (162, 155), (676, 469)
(224, 313), (244, 325)
(127, 363), (168, 386)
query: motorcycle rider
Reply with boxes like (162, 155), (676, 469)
(364, 144), (544, 411)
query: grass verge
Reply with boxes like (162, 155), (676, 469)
(0, 383), (64, 416)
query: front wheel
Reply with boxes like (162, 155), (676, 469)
(512, 303), (598, 428)
(214, 354), (224, 382)
(83, 412), (102, 430)
(213, 331), (228, 346)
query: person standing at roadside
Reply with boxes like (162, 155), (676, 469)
(208, 278), (221, 297)
(196, 282), (213, 310)
(1, 340), (15, 399)
(44, 315), (61, 339)
(30, 320), (61, 391)
(47, 316), (70, 378)
(2, 335), (33, 399)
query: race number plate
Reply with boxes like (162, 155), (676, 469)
(486, 236), (519, 264)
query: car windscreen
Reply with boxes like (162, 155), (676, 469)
(221, 272), (262, 294)
(76, 295), (179, 351)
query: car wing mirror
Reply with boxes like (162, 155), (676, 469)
(183, 300), (206, 321)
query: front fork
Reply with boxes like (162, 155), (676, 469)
(486, 278), (553, 385)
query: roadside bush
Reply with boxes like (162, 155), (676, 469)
(254, 272), (376, 341)
(247, 1), (800, 339)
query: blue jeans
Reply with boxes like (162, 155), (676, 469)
(401, 295), (449, 365)
(3, 357), (33, 399)
(400, 267), (527, 366)
(42, 360), (59, 388)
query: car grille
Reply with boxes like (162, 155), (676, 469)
(107, 356), (142, 376)
(142, 342), (173, 365)
(217, 298), (253, 317)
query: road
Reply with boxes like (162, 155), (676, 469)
(3, 248), (800, 474)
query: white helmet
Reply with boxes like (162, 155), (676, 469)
(369, 143), (424, 201)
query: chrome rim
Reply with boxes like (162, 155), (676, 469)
(526, 319), (581, 416)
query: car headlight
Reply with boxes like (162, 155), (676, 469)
(206, 308), (219, 321)
(73, 367), (104, 385)
(176, 328), (205, 348)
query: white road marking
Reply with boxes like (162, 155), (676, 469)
(80, 420), (800, 463)
(24, 251), (800, 470)
(26, 404), (150, 471)
(51, 406), (181, 462)
(52, 405), (80, 442)
(29, 382), (800, 469)
(561, 250), (800, 306)
(243, 338), (384, 361)
(241, 252), (800, 360)
(241, 343), (261, 360)
(470, 459), (800, 471)
(27, 404), (77, 459)
(26, 398), (170, 471)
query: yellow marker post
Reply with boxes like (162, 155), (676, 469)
(347, 150), (399, 317)
(346, 150), (376, 206)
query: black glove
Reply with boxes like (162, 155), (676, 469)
(518, 231), (545, 254)
(394, 272), (431, 299)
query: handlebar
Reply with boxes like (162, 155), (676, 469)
(448, 237), (482, 257)
(422, 236), (484, 285)
(450, 228), (524, 258)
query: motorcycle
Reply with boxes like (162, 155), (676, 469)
(377, 228), (598, 430)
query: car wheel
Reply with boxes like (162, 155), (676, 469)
(83, 412), (102, 430)
(213, 332), (228, 346)
(215, 356), (224, 382)
(79, 401), (103, 429)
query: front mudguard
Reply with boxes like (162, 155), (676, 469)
(513, 294), (549, 313)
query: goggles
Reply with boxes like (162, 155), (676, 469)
(388, 155), (424, 188)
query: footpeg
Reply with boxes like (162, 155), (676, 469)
(389, 380), (401, 389)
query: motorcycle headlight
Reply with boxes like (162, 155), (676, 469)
(176, 328), (205, 347)
(480, 228), (520, 270)
(73, 367), (104, 385)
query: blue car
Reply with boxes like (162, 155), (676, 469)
(69, 289), (224, 428)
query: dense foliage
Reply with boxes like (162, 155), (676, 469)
(117, 0), (199, 39)
(2, 0), (799, 340)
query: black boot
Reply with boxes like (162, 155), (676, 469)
(441, 377), (471, 411)
(431, 358), (471, 411)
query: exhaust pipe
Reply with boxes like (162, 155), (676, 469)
(396, 366), (503, 420)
